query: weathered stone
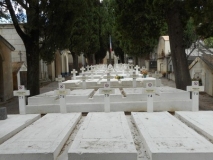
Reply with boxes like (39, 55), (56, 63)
(0, 107), (7, 120)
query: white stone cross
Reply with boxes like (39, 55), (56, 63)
(13, 85), (30, 114)
(187, 81), (204, 111)
(86, 65), (90, 71)
(130, 71), (137, 88)
(54, 84), (70, 113)
(99, 83), (115, 112)
(80, 67), (85, 74)
(55, 75), (65, 85)
(81, 74), (87, 89)
(154, 71), (161, 79)
(129, 64), (134, 70)
(142, 82), (156, 112)
(71, 69), (78, 80)
(90, 69), (94, 80)
(134, 65), (140, 75)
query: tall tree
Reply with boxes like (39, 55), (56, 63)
(1, 0), (85, 96)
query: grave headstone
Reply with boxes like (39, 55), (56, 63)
(99, 83), (115, 112)
(54, 84), (70, 113)
(81, 74), (87, 89)
(55, 75), (65, 85)
(187, 81), (204, 111)
(80, 67), (85, 74)
(90, 69), (95, 80)
(130, 71), (137, 88)
(13, 85), (30, 114)
(134, 65), (140, 75)
(71, 69), (78, 80)
(0, 107), (7, 120)
(142, 82), (156, 112)
(86, 65), (90, 71)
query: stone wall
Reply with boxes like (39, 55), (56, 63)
(0, 24), (26, 63)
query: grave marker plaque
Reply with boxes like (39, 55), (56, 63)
(55, 75), (65, 85)
(99, 83), (115, 112)
(71, 69), (78, 80)
(13, 85), (30, 114)
(54, 84), (70, 113)
(187, 81), (204, 111)
(142, 82), (156, 112)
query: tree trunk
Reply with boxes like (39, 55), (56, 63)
(25, 40), (40, 96)
(166, 4), (191, 90)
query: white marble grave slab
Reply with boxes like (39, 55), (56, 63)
(156, 86), (190, 100)
(98, 78), (121, 87)
(66, 89), (94, 103)
(132, 112), (213, 160)
(63, 79), (100, 89)
(28, 91), (59, 105)
(0, 113), (81, 160)
(0, 114), (40, 144)
(175, 111), (213, 142)
(93, 88), (123, 102)
(68, 112), (137, 160)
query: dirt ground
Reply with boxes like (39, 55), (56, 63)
(0, 78), (213, 114)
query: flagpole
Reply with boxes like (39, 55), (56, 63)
(109, 35), (112, 65)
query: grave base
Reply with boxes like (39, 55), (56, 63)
(0, 107), (7, 120)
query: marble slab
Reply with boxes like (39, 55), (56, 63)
(93, 88), (123, 102)
(66, 89), (94, 103)
(156, 86), (190, 100)
(68, 112), (137, 160)
(175, 111), (213, 142)
(0, 113), (81, 160)
(132, 112), (213, 160)
(0, 114), (40, 144)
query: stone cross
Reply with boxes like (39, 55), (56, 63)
(130, 71), (137, 88)
(90, 69), (94, 80)
(187, 81), (204, 111)
(86, 65), (90, 71)
(71, 69), (78, 80)
(13, 85), (30, 114)
(154, 71), (161, 79)
(142, 82), (156, 112)
(134, 65), (140, 75)
(80, 67), (85, 74)
(81, 74), (87, 89)
(99, 83), (115, 112)
(54, 84), (70, 113)
(55, 75), (65, 85)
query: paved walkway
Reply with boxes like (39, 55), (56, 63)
(0, 78), (213, 114)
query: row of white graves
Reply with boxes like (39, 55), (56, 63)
(25, 81), (201, 113)
(1, 111), (213, 160)
(13, 71), (204, 114)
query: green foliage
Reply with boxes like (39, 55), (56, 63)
(112, 0), (168, 58)
(204, 37), (213, 48)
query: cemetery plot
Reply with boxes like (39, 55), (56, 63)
(0, 114), (40, 144)
(132, 112), (213, 160)
(68, 112), (137, 160)
(66, 89), (95, 103)
(155, 86), (190, 100)
(175, 111), (213, 142)
(0, 113), (81, 160)
(28, 91), (59, 105)
(93, 88), (123, 102)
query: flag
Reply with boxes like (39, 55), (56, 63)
(109, 35), (112, 52)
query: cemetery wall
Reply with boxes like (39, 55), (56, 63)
(0, 24), (26, 63)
